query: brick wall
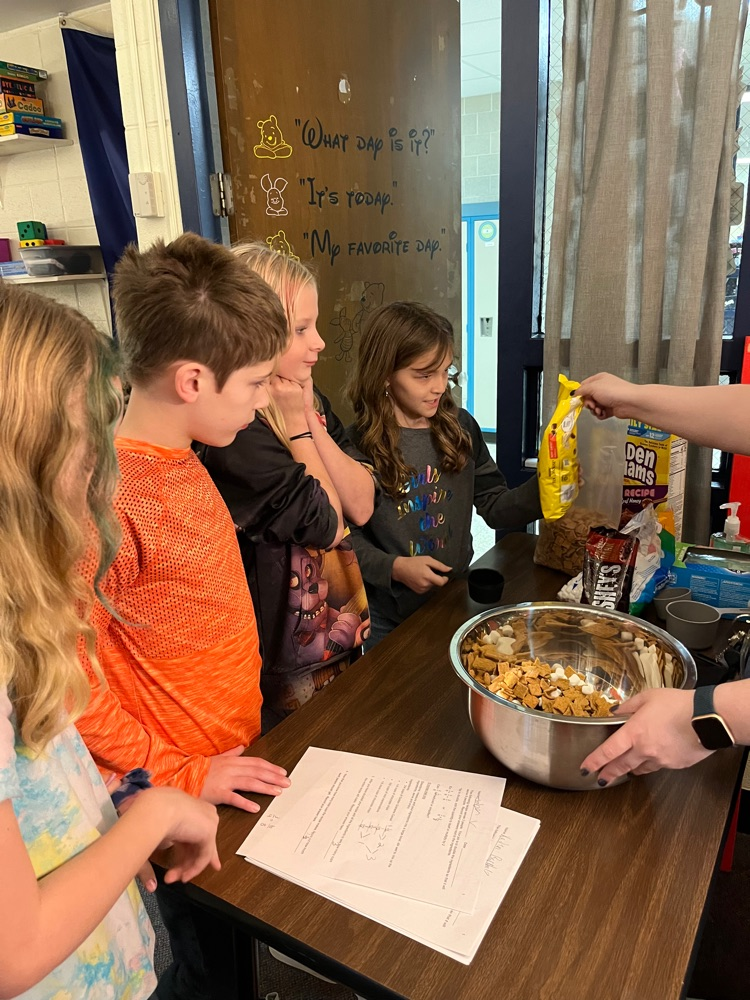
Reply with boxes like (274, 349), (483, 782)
(461, 92), (499, 206)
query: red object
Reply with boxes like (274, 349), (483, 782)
(720, 791), (741, 872)
(728, 337), (750, 511)
(0, 238), (10, 262)
(43, 239), (65, 245)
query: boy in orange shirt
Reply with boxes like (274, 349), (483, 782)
(76, 233), (291, 1000)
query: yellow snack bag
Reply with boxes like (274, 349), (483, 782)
(538, 374), (582, 520)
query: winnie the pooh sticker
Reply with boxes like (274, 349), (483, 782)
(266, 230), (300, 261)
(254, 115), (293, 159)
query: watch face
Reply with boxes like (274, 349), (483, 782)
(692, 714), (734, 751)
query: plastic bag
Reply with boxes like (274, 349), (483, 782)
(580, 528), (639, 613)
(535, 380), (628, 576)
(621, 504), (675, 613)
(558, 504), (676, 615)
(538, 374), (582, 521)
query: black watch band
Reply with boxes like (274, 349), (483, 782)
(691, 685), (735, 751)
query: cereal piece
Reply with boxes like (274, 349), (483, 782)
(556, 678), (570, 691)
(528, 680), (543, 698)
(523, 693), (539, 709)
(515, 682), (529, 700)
(475, 656), (497, 673)
(565, 666), (575, 678)
(480, 644), (502, 662)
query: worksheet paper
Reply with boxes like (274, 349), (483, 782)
(237, 748), (540, 963)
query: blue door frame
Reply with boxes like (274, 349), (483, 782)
(463, 201), (499, 429)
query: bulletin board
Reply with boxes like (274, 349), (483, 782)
(208, 0), (461, 420)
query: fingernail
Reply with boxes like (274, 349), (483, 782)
(580, 768), (590, 777)
(146, 879), (157, 892)
(610, 704), (619, 713)
(598, 777), (608, 787)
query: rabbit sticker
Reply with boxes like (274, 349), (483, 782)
(261, 174), (288, 216)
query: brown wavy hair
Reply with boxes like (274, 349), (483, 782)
(349, 301), (471, 499)
(0, 283), (122, 752)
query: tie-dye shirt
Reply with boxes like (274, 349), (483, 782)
(0, 687), (156, 1000)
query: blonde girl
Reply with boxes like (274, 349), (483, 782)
(201, 243), (376, 730)
(0, 283), (220, 1000)
(348, 300), (541, 646)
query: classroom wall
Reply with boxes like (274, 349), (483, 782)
(110, 0), (183, 247)
(461, 92), (500, 206)
(0, 6), (113, 330)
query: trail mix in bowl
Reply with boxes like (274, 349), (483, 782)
(461, 627), (619, 717)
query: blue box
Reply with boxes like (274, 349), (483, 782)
(671, 543), (750, 613)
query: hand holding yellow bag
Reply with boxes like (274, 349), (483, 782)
(538, 374), (582, 521)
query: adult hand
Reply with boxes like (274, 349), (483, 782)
(268, 375), (307, 434)
(574, 373), (644, 421)
(579, 688), (713, 785)
(200, 745), (291, 813)
(392, 556), (452, 595)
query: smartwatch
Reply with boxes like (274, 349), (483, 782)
(691, 685), (735, 751)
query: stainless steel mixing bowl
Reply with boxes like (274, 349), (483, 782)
(449, 602), (697, 790)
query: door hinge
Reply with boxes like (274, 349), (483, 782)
(210, 172), (234, 217)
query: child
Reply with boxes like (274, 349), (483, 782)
(0, 283), (220, 999)
(348, 300), (542, 646)
(74, 233), (291, 999)
(201, 243), (376, 730)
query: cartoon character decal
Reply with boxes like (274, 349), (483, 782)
(330, 306), (354, 362)
(261, 173), (288, 216)
(266, 230), (300, 261)
(254, 115), (293, 159)
(329, 281), (386, 364)
(285, 539), (370, 705)
(352, 281), (385, 334)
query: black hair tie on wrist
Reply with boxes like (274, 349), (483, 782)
(289, 431), (314, 441)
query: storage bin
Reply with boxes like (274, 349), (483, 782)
(19, 244), (104, 277)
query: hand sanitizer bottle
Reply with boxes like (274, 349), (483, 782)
(711, 502), (750, 552)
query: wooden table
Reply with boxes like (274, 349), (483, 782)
(185, 533), (745, 1000)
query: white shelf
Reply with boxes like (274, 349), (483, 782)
(3, 273), (106, 285)
(0, 134), (72, 156)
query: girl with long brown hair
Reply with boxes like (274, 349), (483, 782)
(348, 300), (541, 646)
(0, 283), (220, 999)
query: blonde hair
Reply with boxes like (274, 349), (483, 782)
(231, 241), (317, 446)
(114, 232), (288, 389)
(349, 301), (471, 499)
(0, 283), (122, 752)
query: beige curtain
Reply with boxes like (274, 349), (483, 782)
(544, 0), (747, 542)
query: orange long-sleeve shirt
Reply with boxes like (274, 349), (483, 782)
(76, 438), (263, 796)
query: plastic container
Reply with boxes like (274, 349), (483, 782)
(710, 502), (750, 554)
(653, 586), (692, 621)
(665, 600), (721, 650)
(19, 244), (104, 277)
